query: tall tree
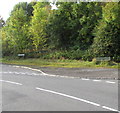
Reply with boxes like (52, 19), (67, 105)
(3, 2), (35, 55)
(46, 2), (73, 49)
(92, 2), (120, 61)
(29, 2), (51, 51)
(0, 16), (5, 57)
(71, 2), (102, 50)
(46, 2), (102, 50)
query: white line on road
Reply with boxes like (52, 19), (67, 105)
(102, 106), (118, 111)
(32, 73), (39, 76)
(36, 87), (100, 107)
(93, 80), (101, 82)
(13, 66), (47, 75)
(19, 72), (26, 75)
(81, 78), (90, 80)
(2, 72), (9, 74)
(36, 87), (118, 112)
(0, 80), (22, 85)
(106, 81), (116, 84)
(14, 72), (20, 74)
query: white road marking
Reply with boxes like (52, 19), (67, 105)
(102, 106), (118, 111)
(2, 72), (8, 74)
(14, 72), (20, 74)
(81, 78), (90, 80)
(106, 81), (116, 84)
(12, 66), (19, 68)
(32, 73), (39, 76)
(36, 87), (118, 111)
(13, 66), (47, 75)
(36, 87), (100, 107)
(19, 72), (26, 75)
(2, 71), (118, 85)
(0, 80), (22, 85)
(93, 80), (101, 82)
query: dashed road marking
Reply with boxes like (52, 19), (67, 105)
(93, 80), (101, 82)
(106, 81), (116, 84)
(32, 73), (39, 76)
(19, 72), (26, 75)
(14, 72), (20, 74)
(2, 72), (8, 74)
(1, 70), (118, 84)
(81, 78), (90, 80)
(0, 79), (22, 85)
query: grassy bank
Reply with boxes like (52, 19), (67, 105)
(1, 57), (119, 68)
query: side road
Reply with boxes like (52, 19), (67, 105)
(36, 67), (119, 80)
(3, 64), (119, 80)
(27, 66), (119, 80)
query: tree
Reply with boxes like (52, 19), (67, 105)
(46, 2), (102, 50)
(0, 16), (5, 57)
(92, 2), (120, 62)
(46, 2), (74, 50)
(0, 16), (5, 28)
(3, 2), (36, 55)
(71, 2), (102, 50)
(29, 2), (51, 51)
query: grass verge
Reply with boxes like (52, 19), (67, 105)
(1, 57), (119, 68)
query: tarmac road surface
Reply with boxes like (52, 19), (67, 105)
(0, 64), (119, 112)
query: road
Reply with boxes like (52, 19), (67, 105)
(0, 64), (119, 112)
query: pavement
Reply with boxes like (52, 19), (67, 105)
(0, 64), (119, 112)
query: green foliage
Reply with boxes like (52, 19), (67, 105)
(1, 2), (120, 63)
(92, 2), (120, 62)
(29, 2), (51, 50)
(46, 2), (73, 49)
(1, 27), (13, 56)
(46, 2), (102, 50)
(42, 50), (86, 60)
(71, 2), (102, 50)
(7, 7), (30, 53)
(2, 2), (35, 55)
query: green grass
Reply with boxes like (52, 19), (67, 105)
(1, 57), (119, 68)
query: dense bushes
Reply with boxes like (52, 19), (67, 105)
(37, 50), (92, 61)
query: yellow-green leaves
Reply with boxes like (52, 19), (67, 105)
(29, 2), (51, 51)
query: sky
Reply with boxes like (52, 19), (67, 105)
(0, 0), (32, 21)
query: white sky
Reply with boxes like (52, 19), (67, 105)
(0, 0), (32, 21)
